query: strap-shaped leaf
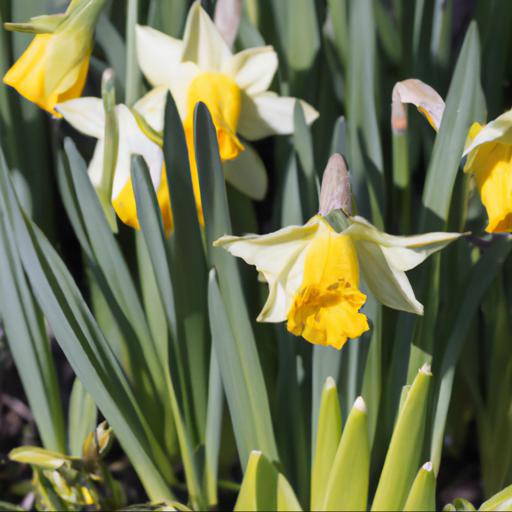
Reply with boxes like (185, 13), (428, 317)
(195, 101), (278, 466)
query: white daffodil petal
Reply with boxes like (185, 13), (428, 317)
(56, 97), (105, 138)
(88, 140), (105, 189)
(346, 216), (462, 271)
(134, 86), (168, 132)
(223, 144), (268, 200)
(462, 108), (512, 157)
(214, 220), (322, 322)
(225, 46), (278, 96)
(391, 78), (445, 132)
(112, 105), (164, 199)
(181, 1), (232, 71)
(136, 24), (183, 86)
(356, 240), (424, 315)
(238, 92), (319, 140)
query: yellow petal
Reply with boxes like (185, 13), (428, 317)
(465, 140), (512, 232)
(112, 165), (173, 235)
(184, 71), (244, 162)
(287, 230), (369, 349)
(3, 33), (89, 115)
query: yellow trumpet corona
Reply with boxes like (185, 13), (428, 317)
(3, 0), (105, 115)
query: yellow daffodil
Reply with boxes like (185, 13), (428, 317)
(56, 97), (171, 232)
(393, 78), (512, 233)
(3, 0), (105, 116)
(214, 212), (461, 349)
(134, 1), (318, 210)
(463, 111), (512, 232)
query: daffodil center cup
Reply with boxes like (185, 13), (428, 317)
(185, 71), (244, 161)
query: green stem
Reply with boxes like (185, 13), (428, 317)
(125, 0), (140, 105)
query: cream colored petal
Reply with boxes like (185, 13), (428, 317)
(214, 219), (324, 322)
(135, 24), (183, 86)
(223, 144), (268, 200)
(356, 240), (424, 315)
(391, 78), (445, 132)
(463, 108), (512, 157)
(112, 105), (164, 199)
(346, 216), (462, 271)
(56, 97), (105, 138)
(87, 140), (104, 188)
(238, 92), (319, 140)
(181, 1), (232, 71)
(224, 46), (278, 96)
(134, 86), (168, 132)
(133, 62), (200, 130)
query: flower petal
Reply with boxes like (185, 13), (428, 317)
(223, 143), (268, 200)
(56, 97), (105, 138)
(238, 92), (319, 140)
(346, 216), (462, 271)
(112, 105), (164, 199)
(463, 108), (512, 157)
(136, 24), (183, 86)
(181, 1), (232, 71)
(355, 240), (424, 315)
(214, 219), (323, 322)
(391, 78), (445, 132)
(134, 86), (168, 132)
(224, 46), (278, 95)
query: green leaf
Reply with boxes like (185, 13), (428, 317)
(420, 21), (485, 231)
(480, 483), (512, 511)
(0, 161), (65, 453)
(9, 446), (73, 470)
(403, 462), (437, 511)
(130, 156), (205, 508)
(323, 397), (370, 511)
(204, 349), (223, 507)
(346, 0), (384, 226)
(195, 102), (278, 467)
(372, 364), (432, 511)
(68, 378), (97, 456)
(61, 141), (171, 446)
(234, 451), (302, 511)
(310, 377), (342, 511)
(163, 91), (210, 443)
(0, 155), (173, 500)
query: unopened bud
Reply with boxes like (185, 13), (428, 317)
(214, 0), (243, 48)
(319, 153), (352, 216)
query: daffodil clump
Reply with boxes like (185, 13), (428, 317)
(3, 2), (512, 510)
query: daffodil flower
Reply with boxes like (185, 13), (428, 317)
(214, 212), (461, 349)
(56, 97), (171, 232)
(134, 1), (318, 206)
(3, 0), (105, 115)
(393, 78), (512, 233)
(463, 112), (512, 232)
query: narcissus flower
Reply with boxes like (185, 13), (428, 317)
(134, 1), (318, 205)
(214, 212), (461, 349)
(3, 0), (105, 115)
(463, 112), (512, 233)
(393, 78), (512, 233)
(56, 97), (170, 232)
